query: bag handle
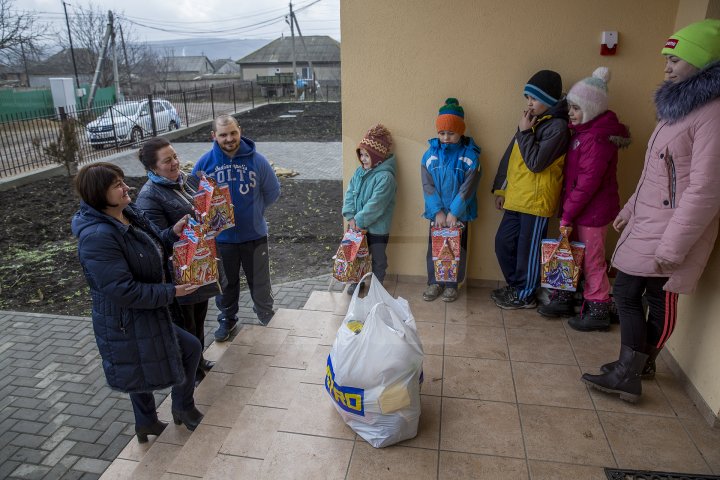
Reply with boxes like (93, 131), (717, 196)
(551, 226), (580, 264)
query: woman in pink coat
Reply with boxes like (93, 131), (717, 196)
(583, 19), (720, 403)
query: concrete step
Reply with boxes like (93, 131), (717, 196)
(100, 290), (353, 479)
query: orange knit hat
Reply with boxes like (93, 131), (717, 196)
(435, 98), (466, 135)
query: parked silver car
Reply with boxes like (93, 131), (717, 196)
(86, 99), (182, 149)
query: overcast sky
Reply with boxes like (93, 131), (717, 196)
(21, 0), (340, 42)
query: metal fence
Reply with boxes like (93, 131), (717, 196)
(0, 81), (341, 179)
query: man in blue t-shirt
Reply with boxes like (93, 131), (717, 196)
(193, 115), (281, 341)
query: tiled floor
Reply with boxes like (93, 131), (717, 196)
(101, 280), (720, 479)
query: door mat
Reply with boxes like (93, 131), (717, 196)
(605, 468), (720, 479)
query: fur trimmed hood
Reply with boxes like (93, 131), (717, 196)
(655, 60), (720, 123)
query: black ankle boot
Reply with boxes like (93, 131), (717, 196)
(582, 345), (649, 403)
(568, 301), (611, 332)
(537, 289), (575, 318)
(135, 420), (168, 443)
(200, 358), (215, 371)
(600, 345), (662, 379)
(172, 406), (204, 431)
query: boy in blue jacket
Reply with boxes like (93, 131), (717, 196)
(421, 98), (482, 302)
(192, 115), (281, 341)
(342, 124), (397, 295)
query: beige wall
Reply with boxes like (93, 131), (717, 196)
(341, 0), (720, 421)
(341, 0), (676, 281)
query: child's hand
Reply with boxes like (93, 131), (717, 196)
(348, 218), (357, 231)
(494, 195), (505, 210)
(518, 110), (537, 131)
(434, 211), (447, 227)
(612, 215), (628, 232)
(446, 213), (458, 227)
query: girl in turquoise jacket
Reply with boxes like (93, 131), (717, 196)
(341, 124), (397, 294)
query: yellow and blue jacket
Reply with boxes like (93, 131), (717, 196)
(492, 101), (570, 218)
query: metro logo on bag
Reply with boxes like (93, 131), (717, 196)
(332, 229), (371, 283)
(431, 226), (461, 282)
(325, 357), (364, 416)
(540, 226), (586, 292)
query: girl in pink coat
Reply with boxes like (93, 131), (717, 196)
(538, 67), (630, 329)
(583, 19), (720, 403)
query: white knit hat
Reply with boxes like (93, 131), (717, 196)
(566, 67), (611, 124)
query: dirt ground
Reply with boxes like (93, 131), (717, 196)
(177, 102), (341, 142)
(0, 102), (343, 316)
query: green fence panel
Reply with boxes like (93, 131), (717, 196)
(0, 89), (55, 119)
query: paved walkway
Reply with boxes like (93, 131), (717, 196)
(0, 276), (345, 480)
(104, 142), (342, 180)
(0, 136), (344, 479)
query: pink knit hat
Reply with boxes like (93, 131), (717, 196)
(566, 67), (611, 124)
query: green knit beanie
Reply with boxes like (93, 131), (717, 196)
(661, 19), (720, 69)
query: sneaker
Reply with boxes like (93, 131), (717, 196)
(491, 285), (513, 302)
(423, 284), (443, 301)
(214, 319), (238, 342)
(441, 287), (459, 302)
(496, 291), (537, 310)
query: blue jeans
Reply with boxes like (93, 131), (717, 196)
(129, 324), (201, 427)
(216, 237), (274, 323)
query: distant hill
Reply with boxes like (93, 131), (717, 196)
(145, 38), (272, 62)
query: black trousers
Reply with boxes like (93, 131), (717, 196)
(177, 300), (209, 351)
(366, 233), (390, 283)
(613, 270), (679, 352)
(216, 237), (274, 323)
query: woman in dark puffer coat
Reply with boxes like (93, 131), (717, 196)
(135, 137), (217, 382)
(71, 162), (204, 442)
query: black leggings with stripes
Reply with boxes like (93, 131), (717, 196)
(613, 271), (679, 352)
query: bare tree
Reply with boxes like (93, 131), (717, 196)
(56, 1), (156, 93)
(0, 0), (45, 67)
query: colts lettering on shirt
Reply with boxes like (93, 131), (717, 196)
(209, 165), (257, 195)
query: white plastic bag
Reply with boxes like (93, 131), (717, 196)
(325, 272), (424, 448)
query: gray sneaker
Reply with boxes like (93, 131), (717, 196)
(491, 285), (513, 303)
(441, 287), (459, 302)
(423, 284), (443, 301)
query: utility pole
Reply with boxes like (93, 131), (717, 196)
(288, 1), (297, 98)
(118, 24), (133, 92)
(20, 43), (30, 87)
(87, 10), (114, 108)
(110, 13), (122, 102)
(291, 9), (316, 96)
(62, 1), (81, 91)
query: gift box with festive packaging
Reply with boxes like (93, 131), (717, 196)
(540, 226), (586, 292)
(431, 226), (462, 283)
(332, 229), (371, 283)
(193, 173), (235, 234)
